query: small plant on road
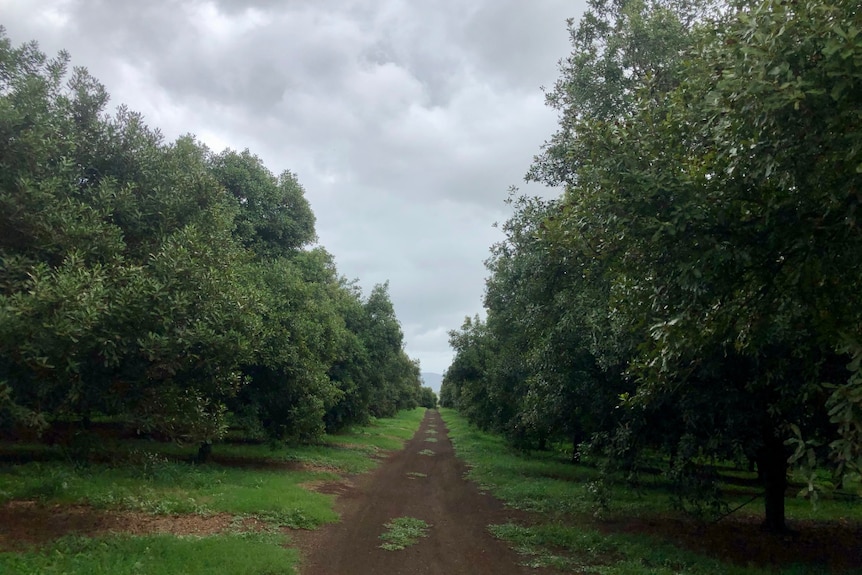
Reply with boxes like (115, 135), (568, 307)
(379, 517), (430, 550)
(424, 437), (437, 443)
(419, 449), (435, 456)
(406, 472), (427, 479)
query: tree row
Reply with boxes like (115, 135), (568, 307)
(0, 30), (432, 458)
(441, 0), (862, 532)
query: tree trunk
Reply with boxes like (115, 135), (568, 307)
(571, 430), (583, 463)
(196, 441), (212, 464)
(538, 436), (547, 451)
(756, 434), (788, 533)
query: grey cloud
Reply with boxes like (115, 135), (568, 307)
(461, 0), (576, 91)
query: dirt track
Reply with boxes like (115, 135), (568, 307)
(299, 409), (544, 575)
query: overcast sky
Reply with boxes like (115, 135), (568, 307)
(1, 0), (581, 374)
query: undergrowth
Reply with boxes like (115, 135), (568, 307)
(440, 409), (862, 575)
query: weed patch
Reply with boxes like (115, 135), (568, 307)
(379, 517), (430, 550)
(418, 449), (435, 456)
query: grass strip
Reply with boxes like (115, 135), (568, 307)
(0, 533), (297, 575)
(0, 461), (338, 527)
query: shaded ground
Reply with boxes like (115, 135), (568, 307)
(0, 501), (266, 550)
(601, 513), (862, 572)
(298, 409), (552, 575)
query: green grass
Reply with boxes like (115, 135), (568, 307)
(0, 460), (338, 527)
(378, 517), (431, 551)
(418, 449), (435, 456)
(440, 409), (862, 575)
(439, 411), (604, 517)
(0, 533), (297, 575)
(406, 472), (428, 479)
(320, 407), (427, 454)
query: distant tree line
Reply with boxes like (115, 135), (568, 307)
(441, 0), (862, 533)
(0, 29), (432, 456)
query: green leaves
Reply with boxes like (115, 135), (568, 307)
(209, 149), (316, 258)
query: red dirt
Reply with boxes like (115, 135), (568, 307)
(0, 501), (266, 551)
(297, 409), (556, 575)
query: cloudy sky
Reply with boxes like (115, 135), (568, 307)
(1, 0), (581, 374)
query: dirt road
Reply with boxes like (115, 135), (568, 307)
(299, 409), (543, 575)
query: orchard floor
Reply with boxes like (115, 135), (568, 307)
(297, 409), (556, 575)
(1, 410), (858, 573)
